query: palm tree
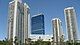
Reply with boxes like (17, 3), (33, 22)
(28, 38), (32, 45)
(14, 36), (18, 45)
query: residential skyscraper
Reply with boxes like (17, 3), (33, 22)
(8, 0), (30, 45)
(31, 13), (45, 34)
(64, 7), (78, 42)
(52, 18), (64, 45)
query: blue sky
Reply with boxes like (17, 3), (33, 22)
(0, 0), (80, 40)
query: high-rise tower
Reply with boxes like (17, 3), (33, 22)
(64, 7), (78, 42)
(31, 13), (45, 34)
(8, 0), (30, 45)
(52, 18), (64, 45)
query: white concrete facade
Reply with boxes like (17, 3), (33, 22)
(8, 0), (30, 45)
(64, 7), (78, 42)
(52, 18), (64, 45)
